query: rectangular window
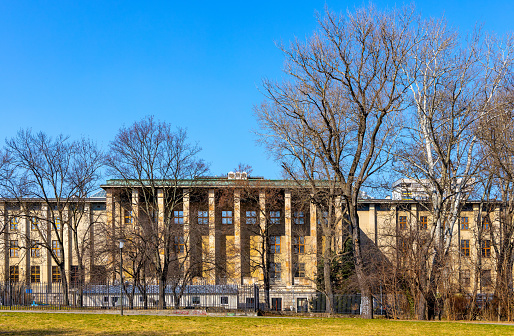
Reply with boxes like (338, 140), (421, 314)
(297, 298), (309, 312)
(9, 265), (19, 282)
(52, 266), (61, 283)
(198, 210), (208, 225)
(420, 216), (427, 230)
(482, 216), (491, 231)
(246, 211), (257, 225)
(31, 266), (40, 283)
(71, 265), (79, 284)
(461, 240), (470, 257)
(271, 297), (282, 311)
(9, 217), (18, 231)
(220, 296), (229, 305)
(31, 240), (40, 258)
(173, 210), (184, 224)
(222, 211), (232, 224)
(398, 237), (408, 254)
(9, 240), (19, 258)
(174, 236), (185, 254)
(192, 296), (200, 305)
(293, 211), (305, 225)
(294, 263), (306, 277)
(31, 217), (39, 231)
(461, 269), (470, 286)
(55, 217), (61, 231)
(399, 216), (407, 230)
(293, 236), (305, 254)
(124, 210), (133, 225)
(270, 236), (281, 254)
(270, 262), (281, 280)
(482, 240), (491, 258)
(270, 211), (281, 225)
(317, 211), (328, 225)
(52, 240), (62, 258)
(461, 217), (469, 230)
(481, 269), (492, 287)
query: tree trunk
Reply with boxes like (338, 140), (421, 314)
(349, 204), (373, 319)
(159, 276), (167, 309)
(323, 238), (334, 314)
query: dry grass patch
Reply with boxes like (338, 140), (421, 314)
(0, 313), (513, 335)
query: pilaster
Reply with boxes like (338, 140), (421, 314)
(284, 190), (292, 287)
(234, 189), (241, 284)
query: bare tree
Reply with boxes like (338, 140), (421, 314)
(396, 19), (514, 319)
(106, 116), (208, 309)
(475, 86), (514, 320)
(256, 6), (417, 317)
(0, 130), (102, 305)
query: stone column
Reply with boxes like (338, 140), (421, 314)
(284, 190), (292, 287)
(259, 191), (266, 282)
(43, 204), (52, 286)
(157, 189), (164, 228)
(23, 211), (30, 283)
(307, 200), (317, 281)
(64, 206), (72, 281)
(85, 202), (94, 283)
(183, 188), (190, 271)
(1, 202), (7, 281)
(208, 189), (216, 283)
(234, 189), (241, 284)
(131, 189), (139, 226)
(335, 196), (342, 253)
(369, 204), (377, 245)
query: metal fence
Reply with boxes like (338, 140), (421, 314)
(0, 281), (379, 314)
(0, 281), (259, 311)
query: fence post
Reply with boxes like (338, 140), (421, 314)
(253, 284), (259, 312)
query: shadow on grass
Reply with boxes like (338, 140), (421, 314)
(0, 330), (72, 335)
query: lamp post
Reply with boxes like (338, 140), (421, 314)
(118, 239), (126, 316)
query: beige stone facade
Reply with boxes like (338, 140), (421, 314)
(0, 176), (503, 301)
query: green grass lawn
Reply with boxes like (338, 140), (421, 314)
(0, 313), (514, 336)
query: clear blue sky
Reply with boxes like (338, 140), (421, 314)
(0, 1), (512, 180)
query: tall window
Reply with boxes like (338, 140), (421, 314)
(31, 266), (41, 283)
(52, 266), (61, 283)
(270, 262), (281, 280)
(9, 265), (19, 282)
(198, 210), (208, 225)
(9, 217), (18, 231)
(174, 236), (185, 253)
(399, 216), (407, 230)
(460, 269), (471, 286)
(222, 211), (232, 224)
(270, 211), (281, 225)
(460, 240), (470, 257)
(482, 216), (491, 231)
(31, 240), (40, 258)
(419, 216), (427, 230)
(246, 211), (257, 225)
(173, 210), (184, 224)
(482, 240), (491, 258)
(294, 263), (306, 277)
(293, 236), (305, 254)
(398, 238), (408, 254)
(481, 269), (492, 287)
(461, 217), (469, 230)
(70, 265), (79, 284)
(124, 210), (133, 225)
(270, 236), (281, 254)
(293, 211), (305, 225)
(9, 240), (19, 258)
(31, 217), (39, 231)
(52, 240), (61, 258)
(55, 217), (61, 231)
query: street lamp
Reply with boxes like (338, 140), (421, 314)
(118, 239), (126, 316)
